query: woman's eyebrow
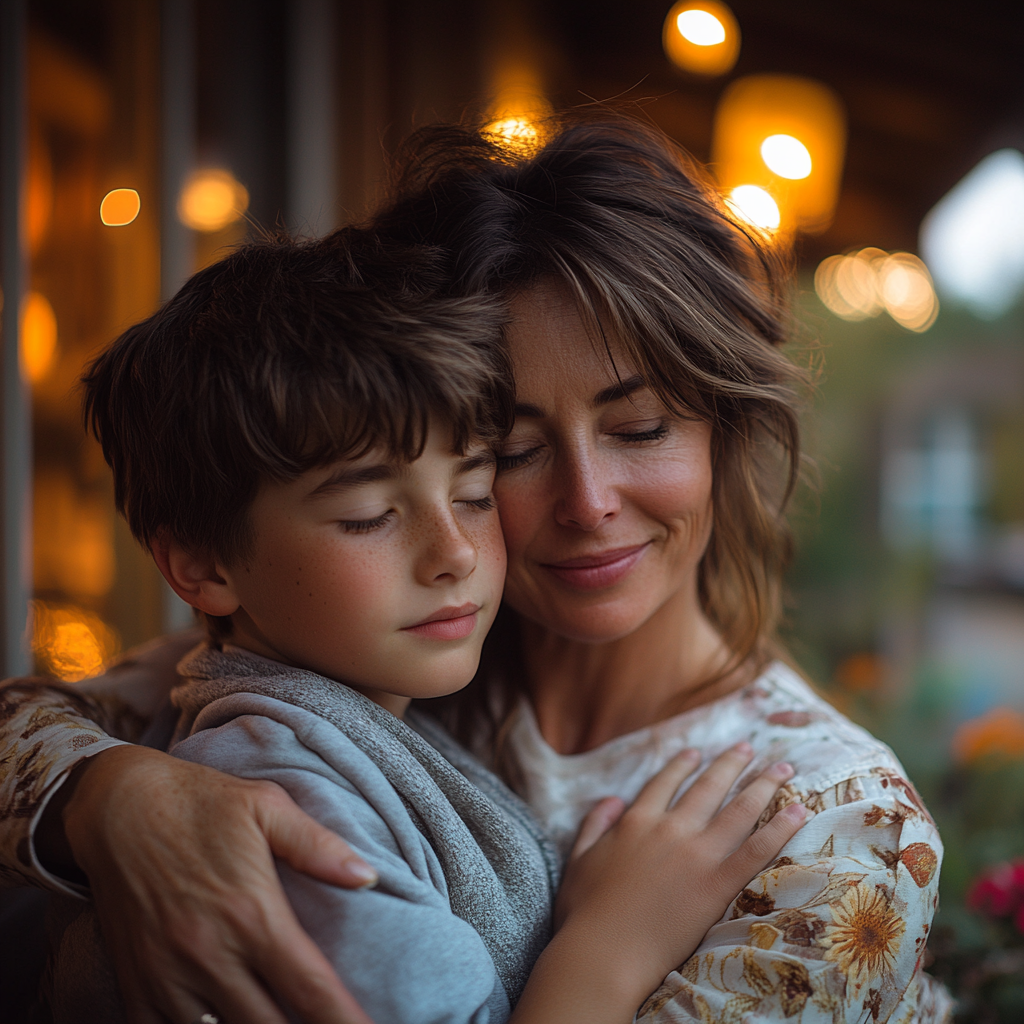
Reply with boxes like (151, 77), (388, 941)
(306, 463), (395, 498)
(592, 374), (647, 408)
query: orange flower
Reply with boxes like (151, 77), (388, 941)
(952, 707), (1024, 765)
(822, 883), (905, 988)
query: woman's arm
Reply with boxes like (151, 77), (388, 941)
(1, 634), (379, 1024)
(635, 770), (945, 1023)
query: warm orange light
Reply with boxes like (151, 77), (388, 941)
(26, 130), (53, 255)
(20, 291), (58, 382)
(30, 601), (120, 682)
(483, 116), (543, 157)
(815, 248), (938, 331)
(178, 169), (249, 232)
(100, 188), (141, 226)
(712, 75), (846, 234)
(726, 185), (780, 231)
(663, 2), (740, 76)
(952, 707), (1024, 765)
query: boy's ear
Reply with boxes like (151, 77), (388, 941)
(151, 531), (240, 618)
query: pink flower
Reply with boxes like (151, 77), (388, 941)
(968, 860), (1024, 920)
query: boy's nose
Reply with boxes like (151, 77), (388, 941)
(417, 512), (477, 584)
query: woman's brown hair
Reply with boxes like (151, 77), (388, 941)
(376, 112), (808, 768)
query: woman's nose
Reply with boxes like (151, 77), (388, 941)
(553, 448), (621, 531)
(416, 510), (478, 584)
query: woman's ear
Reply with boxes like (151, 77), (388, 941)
(151, 531), (240, 618)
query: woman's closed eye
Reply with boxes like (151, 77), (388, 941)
(496, 446), (543, 472)
(608, 423), (668, 444)
(458, 495), (497, 512)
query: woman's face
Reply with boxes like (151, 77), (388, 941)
(495, 279), (714, 644)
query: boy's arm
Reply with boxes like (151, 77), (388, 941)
(635, 772), (944, 1024)
(169, 710), (516, 1024)
(510, 745), (808, 1024)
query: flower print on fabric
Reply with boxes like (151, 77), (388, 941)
(510, 661), (953, 1023)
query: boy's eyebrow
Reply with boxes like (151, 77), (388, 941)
(513, 374), (648, 419)
(306, 463), (396, 498)
(455, 451), (497, 475)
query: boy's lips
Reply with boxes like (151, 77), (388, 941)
(540, 543), (651, 590)
(403, 603), (480, 640)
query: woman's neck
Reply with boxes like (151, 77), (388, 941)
(521, 587), (745, 755)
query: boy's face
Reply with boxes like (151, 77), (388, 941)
(220, 423), (506, 713)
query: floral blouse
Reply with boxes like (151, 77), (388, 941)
(507, 662), (953, 1023)
(1, 649), (952, 1021)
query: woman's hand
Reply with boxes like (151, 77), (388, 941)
(512, 743), (805, 1024)
(58, 744), (377, 1024)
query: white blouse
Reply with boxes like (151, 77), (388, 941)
(507, 661), (953, 1023)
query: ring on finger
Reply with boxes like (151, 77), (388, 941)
(190, 1014), (220, 1024)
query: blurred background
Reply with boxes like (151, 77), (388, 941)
(0, 0), (1022, 1017)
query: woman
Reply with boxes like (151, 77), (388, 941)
(0, 114), (948, 1024)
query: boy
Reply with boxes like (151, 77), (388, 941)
(47, 229), (802, 1023)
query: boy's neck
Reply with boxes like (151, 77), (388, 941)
(223, 612), (412, 718)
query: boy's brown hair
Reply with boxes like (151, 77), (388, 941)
(82, 229), (513, 574)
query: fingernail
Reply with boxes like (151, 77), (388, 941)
(774, 761), (794, 778)
(735, 741), (753, 755)
(678, 748), (700, 760)
(346, 861), (379, 888)
(783, 803), (806, 821)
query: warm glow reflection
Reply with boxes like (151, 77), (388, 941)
(712, 75), (846, 234)
(760, 134), (812, 180)
(726, 185), (780, 231)
(20, 291), (58, 382)
(483, 116), (542, 157)
(663, 1), (740, 76)
(178, 169), (249, 232)
(676, 9), (726, 45)
(30, 601), (120, 682)
(100, 188), (141, 226)
(815, 248), (938, 331)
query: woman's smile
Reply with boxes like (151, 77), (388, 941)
(540, 542), (651, 590)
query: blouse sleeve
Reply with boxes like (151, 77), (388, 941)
(0, 629), (202, 895)
(637, 769), (950, 1024)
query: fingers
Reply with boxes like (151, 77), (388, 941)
(631, 749), (701, 811)
(569, 797), (627, 862)
(257, 784), (378, 889)
(723, 803), (806, 882)
(669, 742), (754, 822)
(708, 760), (795, 839)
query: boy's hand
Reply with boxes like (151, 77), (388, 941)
(554, 743), (805, 1008)
(60, 745), (376, 1024)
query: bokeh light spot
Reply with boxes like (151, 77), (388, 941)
(100, 188), (141, 226)
(30, 601), (120, 682)
(760, 133), (812, 180)
(178, 169), (249, 232)
(726, 184), (780, 231)
(20, 291), (58, 383)
(483, 117), (542, 158)
(676, 9), (726, 45)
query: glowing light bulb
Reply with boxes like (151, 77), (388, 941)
(100, 188), (141, 226)
(178, 169), (249, 232)
(676, 9), (726, 45)
(760, 134), (812, 180)
(726, 185), (780, 231)
(20, 291), (58, 382)
(483, 117), (542, 157)
(662, 2), (740, 76)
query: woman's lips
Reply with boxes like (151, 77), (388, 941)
(541, 543), (651, 590)
(403, 603), (479, 640)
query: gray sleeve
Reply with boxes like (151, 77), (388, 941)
(173, 711), (510, 1024)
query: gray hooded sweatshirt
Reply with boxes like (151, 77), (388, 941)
(45, 644), (558, 1024)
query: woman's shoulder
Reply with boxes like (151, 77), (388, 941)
(738, 661), (912, 795)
